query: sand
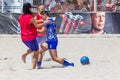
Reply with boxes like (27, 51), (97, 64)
(0, 34), (120, 80)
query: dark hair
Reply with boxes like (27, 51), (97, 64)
(40, 9), (50, 17)
(23, 3), (32, 14)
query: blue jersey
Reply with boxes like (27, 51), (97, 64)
(45, 18), (57, 40)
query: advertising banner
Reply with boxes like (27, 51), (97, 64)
(51, 12), (120, 34)
(0, 12), (120, 34)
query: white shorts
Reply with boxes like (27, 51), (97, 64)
(36, 36), (47, 45)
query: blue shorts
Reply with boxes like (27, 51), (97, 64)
(23, 39), (39, 51)
(46, 39), (58, 49)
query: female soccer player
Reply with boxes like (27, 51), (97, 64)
(18, 3), (50, 69)
(36, 9), (74, 69)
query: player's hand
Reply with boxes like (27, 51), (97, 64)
(37, 19), (44, 23)
(44, 20), (50, 24)
(30, 17), (37, 25)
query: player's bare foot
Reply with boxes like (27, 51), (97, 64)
(22, 54), (27, 63)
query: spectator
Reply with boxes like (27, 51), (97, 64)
(48, 0), (61, 11)
(44, 0), (52, 9)
(60, 1), (70, 12)
(75, 0), (88, 12)
(114, 0), (120, 12)
(105, 0), (115, 12)
(68, 0), (76, 11)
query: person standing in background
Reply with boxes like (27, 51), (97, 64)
(105, 0), (115, 12)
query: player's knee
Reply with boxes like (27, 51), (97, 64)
(34, 50), (39, 53)
(52, 57), (58, 61)
(41, 44), (46, 50)
(33, 51), (39, 57)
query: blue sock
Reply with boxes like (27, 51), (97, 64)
(63, 60), (74, 67)
(36, 61), (41, 69)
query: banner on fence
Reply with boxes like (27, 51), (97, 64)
(0, 12), (120, 34)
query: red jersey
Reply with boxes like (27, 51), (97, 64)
(36, 14), (46, 36)
(18, 14), (37, 41)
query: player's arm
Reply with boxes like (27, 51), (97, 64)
(30, 17), (50, 28)
(37, 27), (47, 33)
(36, 20), (44, 23)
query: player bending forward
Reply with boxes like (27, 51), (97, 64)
(36, 9), (74, 69)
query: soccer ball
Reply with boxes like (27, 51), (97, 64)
(80, 56), (90, 65)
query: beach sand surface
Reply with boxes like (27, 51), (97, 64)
(0, 34), (120, 80)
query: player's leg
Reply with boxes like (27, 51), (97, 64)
(49, 49), (74, 67)
(32, 50), (39, 69)
(48, 39), (74, 67)
(22, 49), (32, 63)
(22, 39), (39, 69)
(22, 41), (34, 63)
(30, 39), (39, 69)
(36, 36), (47, 56)
(49, 49), (63, 64)
(36, 42), (48, 69)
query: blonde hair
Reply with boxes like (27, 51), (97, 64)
(38, 5), (44, 10)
